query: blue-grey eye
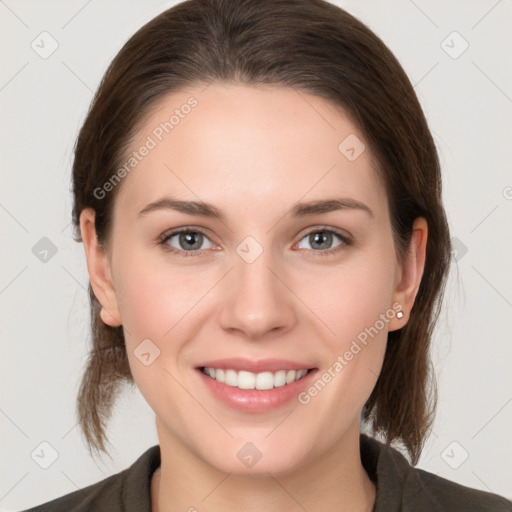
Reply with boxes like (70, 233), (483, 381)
(297, 230), (345, 251)
(165, 230), (213, 251)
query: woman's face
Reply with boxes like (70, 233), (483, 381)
(83, 83), (426, 475)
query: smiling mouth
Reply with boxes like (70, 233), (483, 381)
(199, 367), (315, 390)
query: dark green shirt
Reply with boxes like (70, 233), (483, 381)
(21, 434), (512, 511)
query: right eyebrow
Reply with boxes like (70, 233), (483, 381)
(138, 198), (225, 221)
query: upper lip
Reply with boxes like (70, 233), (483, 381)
(198, 357), (316, 373)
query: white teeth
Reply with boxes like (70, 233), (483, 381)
(238, 371), (256, 389)
(202, 367), (310, 389)
(225, 369), (237, 386)
(286, 370), (296, 384)
(256, 371), (274, 390)
(273, 370), (287, 387)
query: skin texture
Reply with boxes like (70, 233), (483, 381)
(80, 83), (428, 512)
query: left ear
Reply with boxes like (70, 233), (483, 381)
(388, 216), (428, 331)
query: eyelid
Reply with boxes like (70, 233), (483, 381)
(157, 226), (219, 256)
(157, 225), (215, 244)
(292, 226), (353, 255)
(158, 225), (353, 257)
(294, 224), (352, 244)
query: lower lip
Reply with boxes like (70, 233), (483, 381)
(197, 368), (318, 413)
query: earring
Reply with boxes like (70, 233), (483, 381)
(396, 311), (404, 319)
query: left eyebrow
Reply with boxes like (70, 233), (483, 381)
(137, 196), (374, 220)
(289, 198), (374, 219)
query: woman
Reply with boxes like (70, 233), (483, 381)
(22, 0), (512, 510)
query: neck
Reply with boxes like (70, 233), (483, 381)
(151, 423), (376, 512)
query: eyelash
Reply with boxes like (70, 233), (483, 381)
(157, 226), (353, 258)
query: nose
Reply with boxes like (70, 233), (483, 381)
(218, 248), (297, 340)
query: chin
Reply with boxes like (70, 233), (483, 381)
(211, 454), (305, 478)
(197, 435), (311, 478)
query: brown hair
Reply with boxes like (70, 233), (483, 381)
(72, 0), (452, 465)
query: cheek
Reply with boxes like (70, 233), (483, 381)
(306, 250), (397, 346)
(114, 249), (212, 339)
(113, 252), (205, 411)
(112, 250), (222, 395)
(297, 247), (396, 409)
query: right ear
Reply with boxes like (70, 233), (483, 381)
(79, 208), (122, 327)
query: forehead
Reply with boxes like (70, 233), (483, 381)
(114, 83), (388, 221)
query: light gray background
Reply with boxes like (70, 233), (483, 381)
(1, 0), (511, 510)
